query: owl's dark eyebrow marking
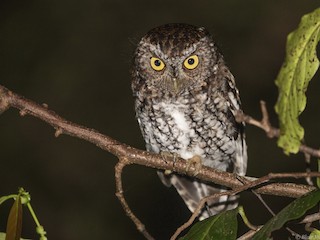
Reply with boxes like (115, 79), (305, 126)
(150, 53), (164, 60)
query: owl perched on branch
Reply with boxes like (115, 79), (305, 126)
(131, 23), (247, 220)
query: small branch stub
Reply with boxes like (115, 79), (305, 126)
(0, 88), (10, 114)
(19, 109), (27, 117)
(115, 158), (155, 240)
(54, 128), (63, 137)
(236, 101), (320, 158)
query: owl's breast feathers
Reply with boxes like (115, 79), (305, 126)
(134, 71), (246, 174)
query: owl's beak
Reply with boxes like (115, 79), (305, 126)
(169, 66), (181, 93)
(172, 78), (179, 92)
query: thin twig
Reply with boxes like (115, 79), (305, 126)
(236, 101), (320, 158)
(238, 206), (258, 230)
(300, 212), (320, 224)
(237, 176), (277, 218)
(236, 101), (279, 138)
(171, 182), (259, 239)
(252, 191), (276, 216)
(115, 158), (155, 240)
(237, 226), (262, 240)
(171, 172), (320, 239)
(252, 190), (300, 237)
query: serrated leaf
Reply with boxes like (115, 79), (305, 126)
(310, 229), (320, 240)
(275, 8), (320, 154)
(5, 196), (22, 240)
(252, 189), (320, 240)
(179, 208), (238, 240)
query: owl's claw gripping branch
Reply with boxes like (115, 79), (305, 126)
(185, 155), (202, 176)
(160, 151), (178, 175)
(1, 83), (320, 239)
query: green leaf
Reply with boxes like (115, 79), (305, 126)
(179, 208), (238, 240)
(0, 233), (30, 240)
(275, 8), (320, 154)
(310, 229), (320, 240)
(5, 196), (23, 240)
(0, 232), (31, 240)
(317, 159), (320, 188)
(252, 189), (320, 240)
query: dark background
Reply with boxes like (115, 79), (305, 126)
(0, 1), (320, 239)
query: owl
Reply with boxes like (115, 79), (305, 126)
(131, 23), (247, 220)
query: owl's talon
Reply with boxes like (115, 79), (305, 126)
(160, 151), (178, 163)
(186, 155), (202, 176)
(160, 151), (179, 175)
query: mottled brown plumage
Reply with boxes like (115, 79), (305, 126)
(131, 23), (247, 219)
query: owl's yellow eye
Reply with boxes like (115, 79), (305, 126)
(150, 57), (165, 71)
(183, 55), (199, 70)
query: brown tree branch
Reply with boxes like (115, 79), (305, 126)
(0, 85), (316, 198)
(115, 158), (155, 240)
(1, 84), (320, 239)
(235, 101), (279, 138)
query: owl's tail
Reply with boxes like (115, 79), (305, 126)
(160, 173), (238, 220)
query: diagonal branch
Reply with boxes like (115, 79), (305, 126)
(115, 158), (155, 240)
(0, 85), (317, 198)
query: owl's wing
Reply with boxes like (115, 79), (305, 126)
(216, 64), (247, 176)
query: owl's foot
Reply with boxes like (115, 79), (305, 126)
(186, 155), (203, 176)
(160, 151), (178, 175)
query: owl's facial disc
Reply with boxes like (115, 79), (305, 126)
(168, 57), (199, 93)
(151, 55), (200, 94)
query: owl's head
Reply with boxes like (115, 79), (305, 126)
(132, 23), (224, 97)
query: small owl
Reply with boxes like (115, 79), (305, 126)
(131, 23), (247, 219)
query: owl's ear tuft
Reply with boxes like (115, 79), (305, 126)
(197, 26), (210, 36)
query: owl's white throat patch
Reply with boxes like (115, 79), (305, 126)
(159, 102), (201, 159)
(170, 108), (189, 133)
